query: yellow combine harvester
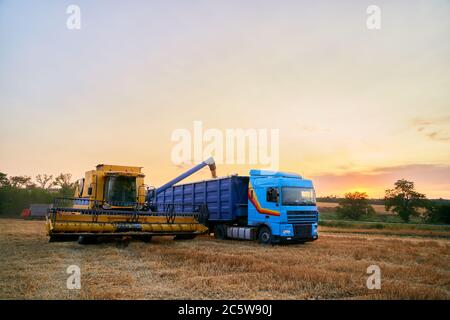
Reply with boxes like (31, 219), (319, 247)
(46, 158), (216, 244)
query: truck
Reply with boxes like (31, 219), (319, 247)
(47, 157), (318, 244)
(149, 169), (319, 244)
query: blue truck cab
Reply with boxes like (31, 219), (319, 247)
(247, 170), (319, 243)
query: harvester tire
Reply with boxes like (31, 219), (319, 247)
(77, 235), (98, 245)
(174, 234), (196, 240)
(214, 224), (227, 240)
(258, 226), (272, 245)
(135, 235), (152, 243)
(49, 234), (78, 242)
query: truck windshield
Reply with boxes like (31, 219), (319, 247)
(104, 176), (136, 206)
(282, 187), (316, 206)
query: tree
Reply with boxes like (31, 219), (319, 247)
(384, 179), (428, 222)
(53, 173), (75, 197)
(36, 174), (53, 189)
(53, 173), (74, 189)
(336, 191), (375, 220)
(0, 172), (10, 187)
(8, 175), (33, 188)
(425, 202), (450, 224)
(0, 172), (74, 216)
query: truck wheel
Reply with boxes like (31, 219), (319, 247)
(258, 226), (272, 245)
(214, 225), (227, 240)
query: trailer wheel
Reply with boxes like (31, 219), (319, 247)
(258, 226), (272, 245)
(214, 225), (227, 240)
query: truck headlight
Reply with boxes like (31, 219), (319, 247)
(282, 229), (291, 235)
(313, 224), (318, 234)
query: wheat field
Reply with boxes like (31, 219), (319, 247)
(0, 218), (449, 300)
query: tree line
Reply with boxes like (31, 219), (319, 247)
(0, 172), (76, 216)
(1, 172), (449, 224)
(335, 179), (450, 224)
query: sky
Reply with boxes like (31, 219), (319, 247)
(0, 0), (449, 198)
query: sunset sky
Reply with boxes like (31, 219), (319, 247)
(1, 0), (449, 198)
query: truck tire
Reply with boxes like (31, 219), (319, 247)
(258, 226), (272, 245)
(214, 225), (227, 240)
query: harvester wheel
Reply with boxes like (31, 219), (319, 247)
(174, 234), (196, 240)
(258, 226), (272, 245)
(135, 235), (152, 243)
(49, 234), (78, 242)
(214, 225), (227, 240)
(77, 235), (98, 245)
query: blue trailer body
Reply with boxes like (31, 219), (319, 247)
(156, 175), (249, 222)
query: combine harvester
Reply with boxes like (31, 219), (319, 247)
(47, 158), (216, 244)
(47, 158), (319, 244)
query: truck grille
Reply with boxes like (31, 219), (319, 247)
(287, 211), (318, 223)
(293, 224), (313, 238)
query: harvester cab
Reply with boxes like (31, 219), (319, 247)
(46, 158), (217, 244)
(73, 164), (146, 210)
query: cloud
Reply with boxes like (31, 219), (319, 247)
(411, 116), (450, 126)
(425, 131), (450, 141)
(312, 164), (450, 198)
(411, 116), (450, 142)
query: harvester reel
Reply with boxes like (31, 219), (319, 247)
(165, 204), (176, 224)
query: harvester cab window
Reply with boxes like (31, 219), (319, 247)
(77, 178), (85, 197)
(104, 176), (137, 206)
(266, 187), (279, 203)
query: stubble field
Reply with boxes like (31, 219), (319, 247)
(0, 218), (449, 299)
